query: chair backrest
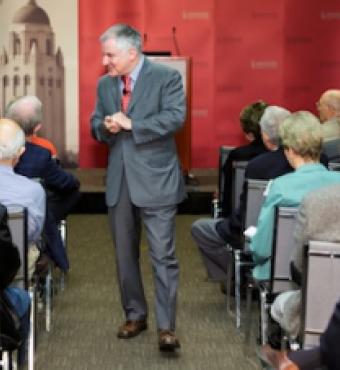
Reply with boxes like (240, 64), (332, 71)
(328, 161), (340, 171)
(322, 138), (340, 161)
(244, 179), (269, 229)
(232, 160), (248, 211)
(7, 206), (28, 290)
(301, 240), (340, 349)
(218, 145), (235, 203)
(270, 206), (298, 293)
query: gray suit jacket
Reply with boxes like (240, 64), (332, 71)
(91, 57), (187, 207)
(292, 183), (340, 273)
(321, 117), (340, 142)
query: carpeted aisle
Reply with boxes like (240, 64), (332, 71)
(34, 214), (261, 370)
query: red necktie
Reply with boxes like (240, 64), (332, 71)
(121, 75), (132, 113)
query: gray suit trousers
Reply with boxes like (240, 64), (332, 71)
(108, 174), (179, 331)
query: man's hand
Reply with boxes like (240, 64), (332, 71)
(104, 115), (122, 134)
(112, 112), (132, 130)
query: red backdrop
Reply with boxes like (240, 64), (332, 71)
(79, 0), (340, 168)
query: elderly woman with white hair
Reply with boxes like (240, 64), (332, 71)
(250, 111), (340, 282)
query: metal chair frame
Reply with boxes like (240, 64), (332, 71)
(7, 206), (35, 370)
(244, 206), (298, 345)
(301, 240), (340, 349)
(225, 179), (268, 328)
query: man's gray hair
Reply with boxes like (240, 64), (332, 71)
(324, 89), (340, 112)
(0, 119), (25, 160)
(100, 23), (142, 54)
(259, 106), (291, 146)
(5, 95), (42, 136)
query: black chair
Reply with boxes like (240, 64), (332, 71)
(212, 146), (235, 218)
(301, 240), (340, 349)
(227, 179), (268, 328)
(245, 206), (298, 345)
(328, 161), (340, 171)
(231, 161), (248, 212)
(7, 206), (35, 370)
(322, 138), (340, 162)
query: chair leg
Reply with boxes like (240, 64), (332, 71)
(12, 351), (18, 370)
(234, 250), (242, 329)
(244, 280), (254, 345)
(226, 250), (233, 314)
(0, 351), (11, 370)
(260, 290), (268, 345)
(28, 287), (35, 370)
(45, 264), (52, 332)
(59, 220), (67, 292)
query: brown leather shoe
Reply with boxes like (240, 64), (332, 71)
(258, 344), (299, 370)
(117, 320), (147, 339)
(158, 330), (180, 352)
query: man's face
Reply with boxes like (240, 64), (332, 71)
(261, 131), (274, 150)
(102, 38), (135, 77)
(316, 95), (332, 122)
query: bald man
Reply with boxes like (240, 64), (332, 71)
(316, 89), (340, 141)
(0, 119), (45, 248)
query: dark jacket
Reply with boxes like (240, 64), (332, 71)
(15, 142), (79, 193)
(0, 204), (20, 291)
(221, 138), (268, 217)
(14, 142), (79, 271)
(320, 300), (340, 370)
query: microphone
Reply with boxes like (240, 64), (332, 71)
(172, 26), (180, 55)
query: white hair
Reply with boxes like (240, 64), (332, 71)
(259, 106), (291, 146)
(0, 119), (25, 160)
(5, 95), (42, 135)
(100, 23), (142, 54)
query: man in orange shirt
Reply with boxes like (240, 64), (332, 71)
(6, 96), (58, 158)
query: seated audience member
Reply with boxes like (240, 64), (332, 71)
(316, 89), (340, 142)
(250, 111), (340, 282)
(260, 299), (340, 370)
(0, 118), (45, 273)
(5, 95), (81, 270)
(266, 184), (340, 347)
(0, 190), (31, 365)
(221, 100), (268, 217)
(6, 96), (58, 158)
(191, 106), (291, 282)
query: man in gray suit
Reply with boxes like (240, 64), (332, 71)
(91, 24), (186, 351)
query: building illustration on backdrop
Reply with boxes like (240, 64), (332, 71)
(0, 0), (67, 161)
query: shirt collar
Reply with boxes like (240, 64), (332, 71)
(0, 164), (14, 172)
(295, 162), (325, 173)
(129, 55), (144, 85)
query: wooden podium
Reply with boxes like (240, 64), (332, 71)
(148, 56), (192, 174)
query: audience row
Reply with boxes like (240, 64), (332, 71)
(0, 95), (80, 367)
(2, 89), (340, 368)
(192, 89), (340, 369)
